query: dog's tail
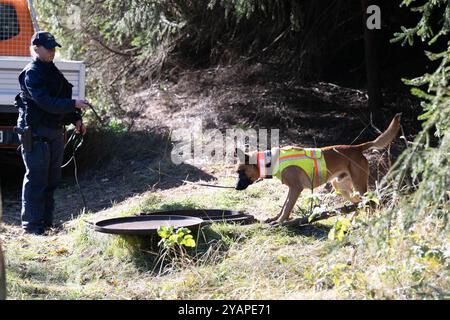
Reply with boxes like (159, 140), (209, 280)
(358, 113), (402, 151)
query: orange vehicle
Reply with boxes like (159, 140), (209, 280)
(0, 0), (86, 153)
(0, 0), (37, 56)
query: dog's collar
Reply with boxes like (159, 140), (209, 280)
(257, 150), (273, 179)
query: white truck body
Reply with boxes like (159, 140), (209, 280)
(0, 56), (86, 109)
(0, 56), (85, 147)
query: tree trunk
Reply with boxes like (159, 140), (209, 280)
(361, 0), (383, 124)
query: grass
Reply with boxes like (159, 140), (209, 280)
(2, 171), (448, 300)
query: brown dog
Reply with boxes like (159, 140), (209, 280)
(235, 114), (401, 225)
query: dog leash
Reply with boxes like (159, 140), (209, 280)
(86, 103), (104, 126)
(182, 178), (264, 189)
(182, 180), (235, 189)
(61, 130), (84, 168)
(60, 102), (104, 211)
(61, 130), (88, 209)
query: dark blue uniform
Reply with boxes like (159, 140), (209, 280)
(17, 58), (81, 234)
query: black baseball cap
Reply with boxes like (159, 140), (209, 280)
(31, 31), (62, 49)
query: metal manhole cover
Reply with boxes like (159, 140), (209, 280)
(141, 209), (255, 225)
(94, 215), (204, 235)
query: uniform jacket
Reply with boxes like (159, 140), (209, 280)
(17, 58), (81, 130)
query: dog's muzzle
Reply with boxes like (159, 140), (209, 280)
(235, 171), (253, 190)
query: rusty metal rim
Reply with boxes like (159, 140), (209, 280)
(140, 209), (255, 225)
(94, 215), (204, 236)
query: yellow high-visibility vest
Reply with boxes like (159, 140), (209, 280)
(257, 147), (327, 187)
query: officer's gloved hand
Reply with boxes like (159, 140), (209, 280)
(75, 99), (90, 109)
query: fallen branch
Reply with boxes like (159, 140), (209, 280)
(91, 37), (140, 57)
(283, 204), (358, 227)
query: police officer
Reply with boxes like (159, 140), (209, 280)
(17, 31), (90, 235)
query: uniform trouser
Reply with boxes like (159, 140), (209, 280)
(20, 128), (64, 231)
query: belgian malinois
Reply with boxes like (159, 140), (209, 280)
(235, 114), (401, 225)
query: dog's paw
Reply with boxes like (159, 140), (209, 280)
(268, 219), (287, 227)
(264, 217), (277, 224)
(268, 221), (281, 228)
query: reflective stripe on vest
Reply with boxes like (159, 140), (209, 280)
(273, 147), (327, 186)
(256, 150), (273, 178)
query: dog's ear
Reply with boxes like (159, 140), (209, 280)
(235, 148), (250, 164)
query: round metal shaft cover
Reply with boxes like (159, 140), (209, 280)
(94, 215), (203, 235)
(142, 209), (255, 225)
